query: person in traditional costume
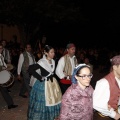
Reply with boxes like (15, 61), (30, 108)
(93, 55), (120, 120)
(27, 45), (62, 120)
(58, 63), (94, 120)
(55, 43), (78, 95)
(17, 43), (36, 98)
(0, 43), (18, 109)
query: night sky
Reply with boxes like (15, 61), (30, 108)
(0, 1), (120, 49)
(40, 6), (120, 49)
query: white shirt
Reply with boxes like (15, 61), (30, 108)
(93, 77), (120, 118)
(0, 54), (7, 68)
(17, 52), (36, 75)
(55, 55), (76, 79)
(2, 48), (11, 63)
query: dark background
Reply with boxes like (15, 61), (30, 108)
(0, 1), (120, 49)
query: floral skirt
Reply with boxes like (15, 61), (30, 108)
(27, 80), (61, 120)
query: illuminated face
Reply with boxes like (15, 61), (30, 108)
(67, 47), (76, 57)
(2, 41), (6, 47)
(25, 45), (32, 53)
(47, 48), (55, 59)
(113, 65), (120, 79)
(75, 67), (92, 89)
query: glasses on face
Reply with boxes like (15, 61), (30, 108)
(77, 74), (93, 80)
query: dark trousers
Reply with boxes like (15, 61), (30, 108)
(0, 86), (14, 106)
(19, 72), (31, 96)
(59, 82), (71, 95)
(93, 110), (114, 120)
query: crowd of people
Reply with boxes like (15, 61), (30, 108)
(0, 38), (120, 120)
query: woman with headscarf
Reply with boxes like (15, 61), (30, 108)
(57, 63), (94, 120)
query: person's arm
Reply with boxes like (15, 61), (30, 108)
(17, 54), (24, 80)
(59, 90), (72, 119)
(17, 54), (24, 75)
(55, 57), (66, 79)
(93, 79), (117, 118)
(28, 64), (42, 81)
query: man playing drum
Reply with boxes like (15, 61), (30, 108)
(1, 39), (13, 92)
(0, 43), (18, 109)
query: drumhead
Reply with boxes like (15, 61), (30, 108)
(0, 70), (11, 84)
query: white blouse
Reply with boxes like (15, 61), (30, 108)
(93, 78), (120, 118)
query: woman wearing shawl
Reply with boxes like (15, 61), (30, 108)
(27, 45), (62, 120)
(57, 63), (94, 120)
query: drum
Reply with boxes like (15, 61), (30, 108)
(6, 64), (14, 71)
(0, 70), (14, 87)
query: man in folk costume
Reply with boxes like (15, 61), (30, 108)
(93, 55), (120, 120)
(1, 40), (13, 93)
(55, 43), (78, 94)
(0, 43), (18, 109)
(17, 43), (36, 98)
(1, 40), (11, 64)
